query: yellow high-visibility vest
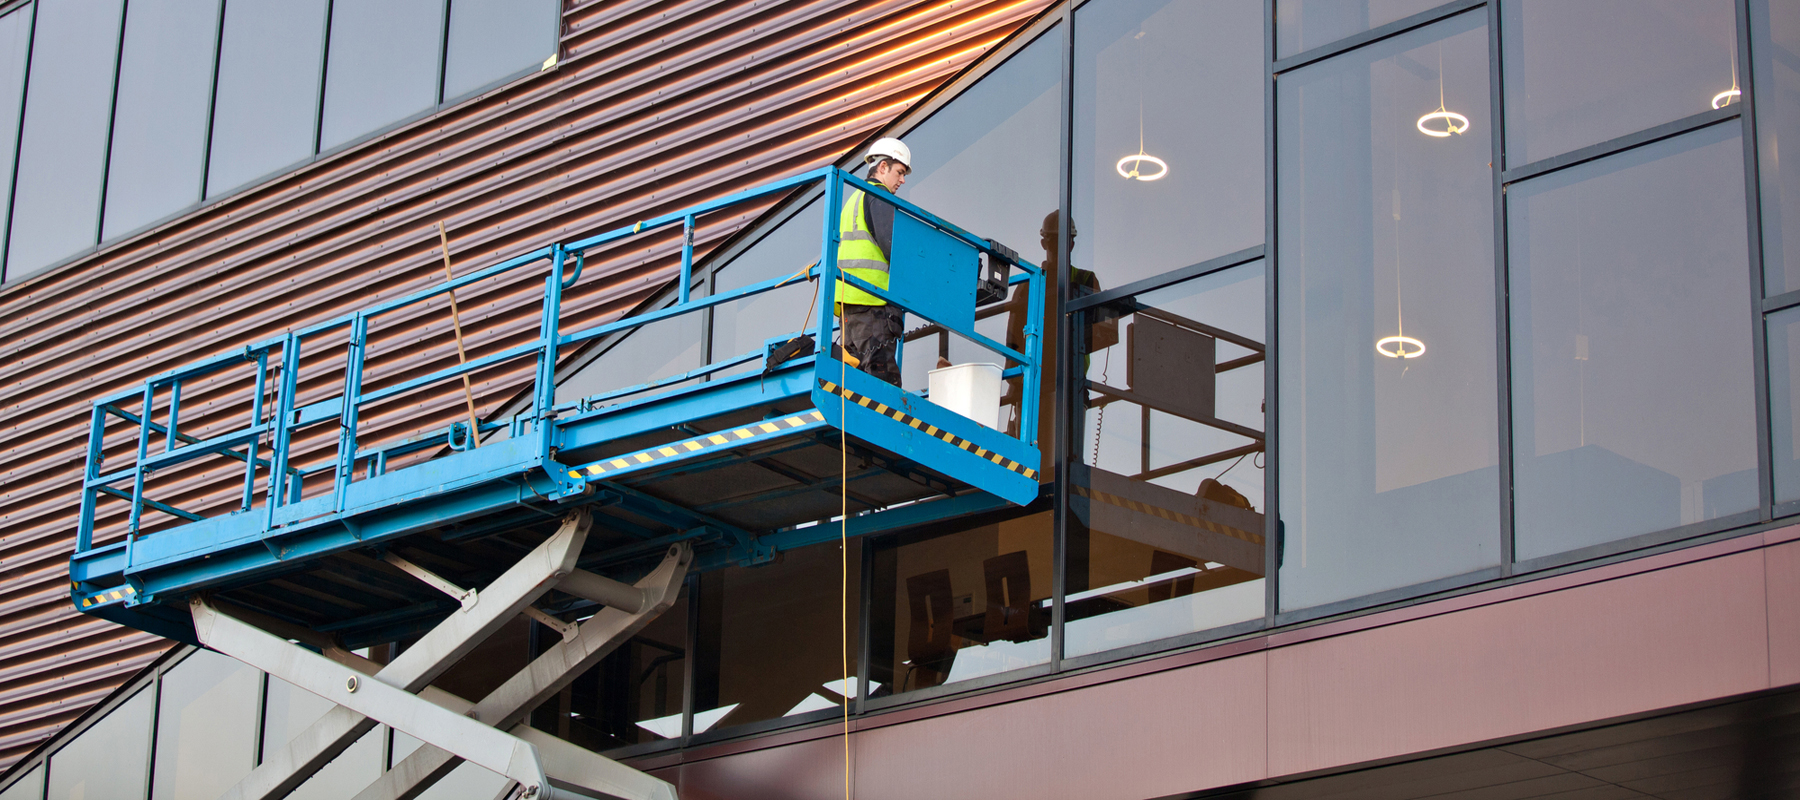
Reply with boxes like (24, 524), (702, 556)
(835, 189), (890, 308)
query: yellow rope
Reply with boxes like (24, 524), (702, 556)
(840, 344), (851, 800)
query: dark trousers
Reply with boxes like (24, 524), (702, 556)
(840, 303), (903, 385)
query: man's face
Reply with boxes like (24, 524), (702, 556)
(1039, 218), (1077, 255)
(872, 159), (909, 192)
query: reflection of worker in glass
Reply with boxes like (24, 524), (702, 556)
(834, 137), (912, 386)
(1002, 211), (1116, 442)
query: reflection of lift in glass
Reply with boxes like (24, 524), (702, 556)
(1076, 301), (1267, 610)
(66, 166), (1044, 800)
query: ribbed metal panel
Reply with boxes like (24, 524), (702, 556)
(0, 0), (1048, 769)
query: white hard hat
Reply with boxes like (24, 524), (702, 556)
(865, 137), (912, 170)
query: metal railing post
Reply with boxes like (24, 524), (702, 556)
(1022, 265), (1046, 448)
(266, 333), (301, 521)
(818, 169), (843, 355)
(679, 215), (696, 306)
(242, 350), (268, 512)
(535, 245), (568, 462)
(127, 385), (154, 536)
(333, 315), (370, 514)
(164, 380), (182, 454)
(76, 403), (106, 553)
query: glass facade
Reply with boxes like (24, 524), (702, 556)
(0, 0), (558, 282)
(1277, 10), (1499, 610)
(262, 677), (385, 800)
(7, 0), (1800, 789)
(1276, 0), (1445, 58)
(691, 539), (863, 734)
(708, 200), (827, 380)
(206, 0), (328, 197)
(518, 0), (1788, 750)
(1510, 124), (1756, 560)
(1501, 0), (1738, 167)
(0, 767), (40, 800)
(895, 25), (1062, 437)
(1754, 0), (1800, 295)
(0, 6), (30, 267)
(101, 0), (219, 240)
(149, 649), (259, 800)
(45, 687), (152, 800)
(0, 646), (510, 800)
(531, 592), (690, 749)
(319, 0), (445, 152)
(1070, 264), (1267, 654)
(1073, 0), (1262, 290)
(444, 0), (555, 101)
(391, 733), (510, 800)
(870, 512), (1053, 694)
(1773, 308), (1800, 504)
(5, 0), (122, 281)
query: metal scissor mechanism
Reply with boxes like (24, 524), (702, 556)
(193, 511), (689, 800)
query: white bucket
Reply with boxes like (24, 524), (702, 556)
(927, 362), (1003, 430)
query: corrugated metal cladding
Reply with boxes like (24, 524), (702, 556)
(0, 0), (1051, 769)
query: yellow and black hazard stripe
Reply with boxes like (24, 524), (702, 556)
(1071, 484), (1263, 545)
(818, 380), (1038, 480)
(567, 411), (826, 480)
(76, 584), (136, 608)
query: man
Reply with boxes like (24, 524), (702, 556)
(835, 137), (911, 386)
(1001, 210), (1114, 443)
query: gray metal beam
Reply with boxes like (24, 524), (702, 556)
(192, 596), (554, 796)
(213, 511), (593, 800)
(558, 568), (646, 613)
(353, 542), (690, 800)
(523, 727), (675, 800)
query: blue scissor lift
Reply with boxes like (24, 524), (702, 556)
(67, 167), (1045, 800)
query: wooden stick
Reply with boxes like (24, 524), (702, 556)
(438, 221), (481, 448)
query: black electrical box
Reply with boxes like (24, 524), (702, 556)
(977, 239), (1015, 306)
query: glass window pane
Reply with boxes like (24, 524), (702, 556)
(443, 0), (552, 101)
(46, 687), (152, 800)
(530, 591), (688, 749)
(1502, 0), (1738, 167)
(556, 312), (703, 405)
(870, 513), (1051, 696)
(150, 649), (260, 800)
(1509, 124), (1756, 561)
(1753, 0), (1800, 294)
(1, 763), (43, 800)
(693, 538), (862, 732)
(391, 733), (511, 800)
(901, 292), (1021, 439)
(0, 5), (33, 279)
(319, 0), (445, 151)
(892, 26), (1061, 440)
(708, 199), (826, 381)
(902, 29), (1059, 288)
(6, 0), (123, 281)
(1770, 308), (1800, 504)
(1074, 0), (1263, 289)
(101, 0), (219, 239)
(1276, 13), (1499, 611)
(1276, 0), (1444, 58)
(262, 677), (384, 800)
(206, 0), (328, 197)
(1068, 264), (1266, 658)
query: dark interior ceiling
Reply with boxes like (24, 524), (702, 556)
(1189, 689), (1800, 800)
